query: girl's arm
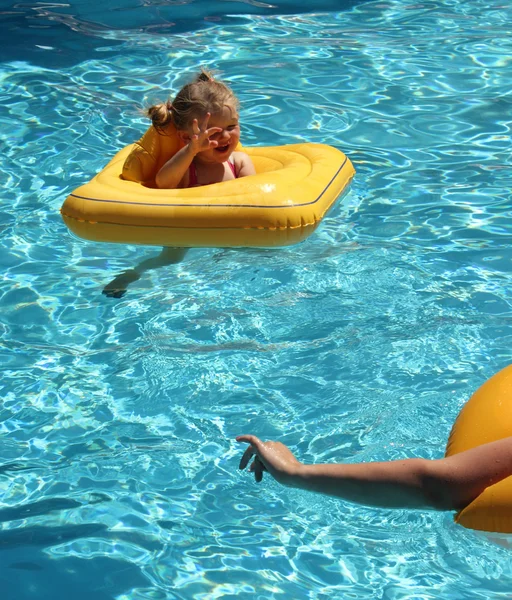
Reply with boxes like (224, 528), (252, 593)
(155, 114), (222, 189)
(155, 145), (195, 189)
(234, 152), (257, 178)
(236, 435), (512, 511)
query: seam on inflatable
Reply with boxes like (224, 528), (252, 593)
(61, 211), (319, 230)
(68, 156), (348, 210)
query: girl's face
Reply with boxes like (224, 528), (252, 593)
(194, 104), (241, 164)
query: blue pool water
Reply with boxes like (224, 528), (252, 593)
(1, 0), (512, 597)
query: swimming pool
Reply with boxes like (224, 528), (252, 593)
(1, 0), (512, 597)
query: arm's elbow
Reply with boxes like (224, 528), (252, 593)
(155, 173), (179, 190)
(420, 459), (477, 511)
(154, 173), (166, 189)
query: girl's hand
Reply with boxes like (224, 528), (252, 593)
(237, 435), (302, 485)
(187, 113), (222, 155)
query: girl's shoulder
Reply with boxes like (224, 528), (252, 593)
(230, 151), (256, 178)
(231, 150), (248, 159)
(231, 150), (251, 165)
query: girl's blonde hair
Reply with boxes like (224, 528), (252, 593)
(147, 69), (239, 131)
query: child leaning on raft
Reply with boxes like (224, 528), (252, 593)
(148, 69), (256, 189)
(103, 69), (255, 298)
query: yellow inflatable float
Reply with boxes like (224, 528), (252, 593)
(446, 364), (512, 533)
(61, 123), (355, 248)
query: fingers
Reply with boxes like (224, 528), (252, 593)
(199, 114), (220, 135)
(254, 457), (264, 483)
(206, 127), (222, 137)
(192, 114), (211, 135)
(200, 112), (211, 131)
(237, 435), (263, 470)
(191, 115), (222, 151)
(237, 435), (269, 483)
(249, 456), (266, 483)
(192, 117), (215, 136)
(237, 434), (262, 446)
(239, 445), (255, 470)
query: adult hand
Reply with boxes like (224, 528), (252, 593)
(187, 113), (222, 154)
(237, 435), (302, 485)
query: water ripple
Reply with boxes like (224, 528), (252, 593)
(1, 0), (512, 598)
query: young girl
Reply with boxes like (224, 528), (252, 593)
(103, 70), (255, 297)
(148, 69), (256, 188)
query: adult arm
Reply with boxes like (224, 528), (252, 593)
(236, 435), (512, 511)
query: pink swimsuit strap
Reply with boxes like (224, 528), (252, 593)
(228, 160), (237, 178)
(188, 159), (237, 187)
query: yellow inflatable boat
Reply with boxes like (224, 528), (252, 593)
(446, 364), (512, 533)
(61, 123), (355, 248)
